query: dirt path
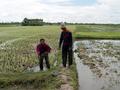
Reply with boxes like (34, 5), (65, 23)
(58, 68), (74, 90)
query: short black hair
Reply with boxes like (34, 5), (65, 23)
(40, 38), (45, 42)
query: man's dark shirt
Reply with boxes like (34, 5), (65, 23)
(59, 31), (73, 48)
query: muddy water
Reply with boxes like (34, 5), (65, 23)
(74, 40), (120, 90)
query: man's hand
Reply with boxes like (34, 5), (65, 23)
(69, 47), (72, 51)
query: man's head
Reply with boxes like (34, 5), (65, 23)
(60, 22), (66, 31)
(40, 38), (45, 44)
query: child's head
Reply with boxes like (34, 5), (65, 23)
(40, 38), (45, 44)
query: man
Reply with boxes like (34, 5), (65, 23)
(59, 23), (73, 68)
(36, 39), (51, 71)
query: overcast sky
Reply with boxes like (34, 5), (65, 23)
(0, 0), (120, 23)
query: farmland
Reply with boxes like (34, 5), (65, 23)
(73, 24), (120, 90)
(74, 24), (120, 39)
(0, 26), (60, 73)
(0, 24), (120, 90)
(0, 25), (77, 90)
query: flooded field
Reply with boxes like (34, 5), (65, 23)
(74, 40), (120, 90)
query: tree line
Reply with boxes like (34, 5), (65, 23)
(0, 18), (120, 26)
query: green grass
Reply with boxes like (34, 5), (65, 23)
(0, 69), (60, 90)
(69, 64), (78, 90)
(0, 26), (60, 73)
(0, 25), (76, 73)
(74, 25), (120, 39)
(75, 32), (120, 39)
(0, 24), (20, 27)
(0, 25), (77, 90)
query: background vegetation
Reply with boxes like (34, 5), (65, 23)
(74, 24), (120, 39)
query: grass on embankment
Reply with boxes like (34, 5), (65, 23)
(75, 32), (120, 39)
(0, 69), (60, 90)
(69, 64), (78, 90)
(74, 24), (120, 39)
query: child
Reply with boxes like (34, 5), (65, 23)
(36, 39), (51, 71)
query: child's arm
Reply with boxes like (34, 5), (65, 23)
(45, 44), (51, 53)
(36, 45), (40, 55)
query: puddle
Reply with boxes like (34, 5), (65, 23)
(74, 40), (120, 90)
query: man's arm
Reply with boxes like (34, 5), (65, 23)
(70, 32), (73, 48)
(59, 32), (63, 49)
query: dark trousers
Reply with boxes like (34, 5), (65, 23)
(62, 46), (73, 67)
(39, 54), (50, 70)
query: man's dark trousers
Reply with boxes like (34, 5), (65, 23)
(62, 46), (73, 67)
(39, 54), (50, 70)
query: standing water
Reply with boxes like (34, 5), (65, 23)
(74, 40), (120, 90)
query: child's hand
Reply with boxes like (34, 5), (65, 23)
(44, 52), (48, 55)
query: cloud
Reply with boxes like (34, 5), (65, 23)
(0, 0), (120, 23)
